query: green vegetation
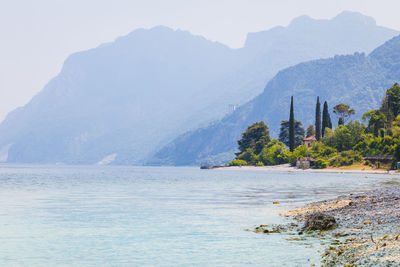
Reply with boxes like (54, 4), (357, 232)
(279, 120), (304, 148)
(322, 101), (332, 137)
(329, 151), (363, 167)
(315, 97), (322, 141)
(362, 110), (387, 137)
(333, 104), (355, 126)
(322, 121), (365, 151)
(231, 83), (400, 170)
(229, 159), (247, 166)
(289, 96), (295, 152)
(306, 124), (315, 137)
(314, 159), (329, 169)
(259, 139), (289, 165)
(237, 122), (270, 155)
(387, 83), (400, 117)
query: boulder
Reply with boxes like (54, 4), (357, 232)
(302, 212), (337, 231)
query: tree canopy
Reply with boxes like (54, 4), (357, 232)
(315, 97), (322, 141)
(237, 122), (270, 155)
(333, 104), (355, 125)
(362, 110), (387, 137)
(387, 83), (400, 118)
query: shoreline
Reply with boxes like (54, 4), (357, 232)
(285, 185), (400, 265)
(217, 164), (399, 175)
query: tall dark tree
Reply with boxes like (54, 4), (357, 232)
(279, 120), (305, 147)
(327, 111), (332, 129)
(315, 96), (321, 141)
(289, 96), (295, 152)
(322, 101), (332, 137)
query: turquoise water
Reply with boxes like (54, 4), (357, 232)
(0, 165), (398, 266)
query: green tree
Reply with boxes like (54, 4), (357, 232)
(394, 144), (400, 167)
(315, 96), (322, 141)
(322, 101), (332, 137)
(362, 110), (387, 137)
(237, 148), (258, 165)
(306, 124), (315, 138)
(279, 120), (305, 148)
(387, 83), (400, 118)
(353, 134), (397, 156)
(289, 96), (295, 152)
(259, 139), (289, 165)
(237, 122), (270, 155)
(333, 104), (355, 125)
(392, 115), (400, 137)
(323, 121), (365, 151)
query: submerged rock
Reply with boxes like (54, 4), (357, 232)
(303, 212), (337, 231)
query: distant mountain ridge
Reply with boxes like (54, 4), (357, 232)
(151, 35), (400, 166)
(0, 11), (398, 164)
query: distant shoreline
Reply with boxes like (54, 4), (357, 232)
(216, 164), (399, 175)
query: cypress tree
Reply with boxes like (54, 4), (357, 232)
(315, 96), (321, 141)
(289, 96), (295, 152)
(327, 111), (332, 129)
(322, 101), (331, 137)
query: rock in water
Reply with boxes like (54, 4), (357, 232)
(303, 212), (337, 231)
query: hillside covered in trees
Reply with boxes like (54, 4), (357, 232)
(230, 84), (400, 169)
(150, 35), (400, 166)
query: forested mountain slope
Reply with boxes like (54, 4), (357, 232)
(151, 35), (400, 166)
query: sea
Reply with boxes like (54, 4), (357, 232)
(0, 165), (398, 266)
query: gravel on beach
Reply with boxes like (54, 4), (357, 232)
(286, 186), (400, 266)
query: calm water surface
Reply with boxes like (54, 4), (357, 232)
(0, 165), (398, 266)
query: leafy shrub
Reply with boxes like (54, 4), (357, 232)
(323, 121), (365, 151)
(329, 150), (363, 167)
(237, 148), (258, 165)
(229, 160), (247, 166)
(313, 159), (329, 169)
(288, 145), (311, 165)
(259, 139), (289, 165)
(310, 142), (337, 159)
(353, 134), (397, 156)
(257, 161), (264, 166)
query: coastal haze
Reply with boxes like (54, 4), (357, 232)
(2, 0), (400, 123)
(2, 2), (400, 266)
(0, 11), (398, 165)
(154, 33), (400, 165)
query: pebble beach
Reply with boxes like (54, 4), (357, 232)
(287, 185), (400, 266)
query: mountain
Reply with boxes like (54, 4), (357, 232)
(0, 12), (398, 164)
(151, 35), (400, 166)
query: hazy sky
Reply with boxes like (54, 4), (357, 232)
(1, 0), (400, 122)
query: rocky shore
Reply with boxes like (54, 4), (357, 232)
(287, 186), (400, 266)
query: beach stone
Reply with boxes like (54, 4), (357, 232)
(302, 212), (337, 231)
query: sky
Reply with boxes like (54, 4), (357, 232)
(1, 0), (400, 122)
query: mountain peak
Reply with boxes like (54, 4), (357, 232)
(289, 15), (314, 26)
(332, 11), (376, 26)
